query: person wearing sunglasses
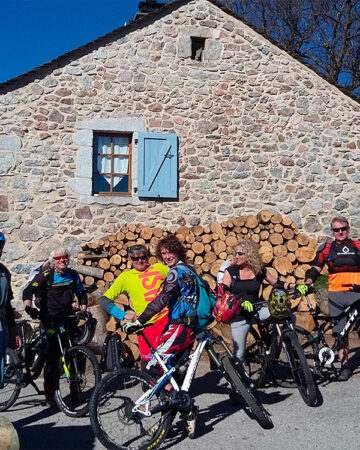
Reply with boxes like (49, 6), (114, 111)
(22, 247), (87, 404)
(222, 239), (285, 393)
(0, 232), (22, 389)
(99, 244), (169, 370)
(301, 216), (360, 381)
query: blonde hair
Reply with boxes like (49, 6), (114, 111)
(234, 240), (264, 276)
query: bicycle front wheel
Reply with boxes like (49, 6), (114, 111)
(295, 326), (321, 376)
(0, 348), (22, 411)
(55, 345), (101, 417)
(282, 330), (316, 406)
(222, 356), (273, 429)
(244, 327), (268, 387)
(89, 369), (173, 450)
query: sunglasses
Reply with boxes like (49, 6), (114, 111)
(53, 256), (69, 261)
(332, 226), (349, 232)
(131, 255), (147, 261)
(235, 251), (245, 256)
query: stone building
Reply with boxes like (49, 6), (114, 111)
(1, 0), (360, 292)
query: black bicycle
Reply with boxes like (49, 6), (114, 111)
(245, 300), (316, 406)
(0, 316), (101, 416)
(90, 323), (273, 450)
(295, 285), (360, 378)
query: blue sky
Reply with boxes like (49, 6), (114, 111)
(0, 0), (142, 83)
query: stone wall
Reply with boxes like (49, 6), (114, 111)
(1, 0), (360, 294)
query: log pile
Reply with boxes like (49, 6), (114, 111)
(78, 211), (322, 360)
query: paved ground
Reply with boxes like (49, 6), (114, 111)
(2, 345), (360, 450)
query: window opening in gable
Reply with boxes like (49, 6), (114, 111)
(191, 37), (206, 61)
(93, 133), (132, 195)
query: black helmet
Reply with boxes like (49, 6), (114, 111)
(268, 288), (291, 320)
(73, 311), (97, 345)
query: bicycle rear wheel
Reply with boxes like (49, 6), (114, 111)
(244, 327), (268, 387)
(222, 356), (273, 429)
(89, 369), (173, 450)
(55, 345), (101, 417)
(282, 330), (316, 406)
(0, 348), (22, 411)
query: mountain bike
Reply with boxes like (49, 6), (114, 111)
(295, 285), (360, 378)
(245, 299), (316, 406)
(90, 323), (273, 450)
(0, 316), (101, 417)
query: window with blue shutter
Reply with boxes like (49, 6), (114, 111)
(137, 132), (178, 198)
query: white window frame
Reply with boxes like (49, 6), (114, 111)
(70, 119), (145, 206)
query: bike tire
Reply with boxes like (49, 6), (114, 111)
(89, 369), (173, 450)
(0, 348), (22, 411)
(222, 356), (273, 429)
(282, 330), (316, 406)
(244, 326), (268, 388)
(55, 345), (101, 417)
(295, 325), (321, 376)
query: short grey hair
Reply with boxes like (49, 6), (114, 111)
(331, 216), (349, 229)
(49, 247), (70, 266)
(128, 244), (148, 258)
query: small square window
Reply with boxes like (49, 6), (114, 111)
(93, 133), (132, 195)
(191, 37), (206, 61)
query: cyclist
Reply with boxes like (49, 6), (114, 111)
(301, 216), (360, 381)
(22, 247), (87, 405)
(0, 232), (21, 389)
(98, 244), (169, 371)
(222, 240), (294, 372)
(126, 235), (201, 439)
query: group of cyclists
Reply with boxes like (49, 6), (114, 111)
(0, 213), (360, 439)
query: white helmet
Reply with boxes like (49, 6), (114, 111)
(217, 259), (234, 284)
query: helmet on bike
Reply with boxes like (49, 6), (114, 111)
(73, 311), (97, 345)
(268, 288), (292, 320)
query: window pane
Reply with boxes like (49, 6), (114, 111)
(95, 135), (111, 154)
(113, 175), (129, 193)
(113, 136), (130, 155)
(113, 156), (129, 174)
(94, 174), (111, 192)
(96, 155), (111, 174)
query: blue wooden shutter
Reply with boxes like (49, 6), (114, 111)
(137, 132), (178, 198)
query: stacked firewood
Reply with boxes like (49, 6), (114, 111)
(78, 211), (322, 359)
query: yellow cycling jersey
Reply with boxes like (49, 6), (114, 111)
(104, 263), (169, 323)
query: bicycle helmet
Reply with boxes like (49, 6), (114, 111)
(268, 288), (292, 320)
(73, 311), (97, 345)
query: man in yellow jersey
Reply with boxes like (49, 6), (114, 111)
(299, 216), (360, 381)
(99, 244), (168, 368)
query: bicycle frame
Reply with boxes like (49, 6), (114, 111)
(132, 330), (209, 416)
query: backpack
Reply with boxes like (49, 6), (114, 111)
(28, 260), (51, 283)
(172, 265), (216, 329)
(100, 332), (132, 373)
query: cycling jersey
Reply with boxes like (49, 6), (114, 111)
(311, 240), (360, 292)
(103, 263), (169, 324)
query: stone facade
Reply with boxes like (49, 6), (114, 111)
(1, 0), (360, 292)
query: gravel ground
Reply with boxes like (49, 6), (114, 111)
(1, 339), (360, 450)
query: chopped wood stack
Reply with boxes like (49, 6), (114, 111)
(78, 211), (321, 360)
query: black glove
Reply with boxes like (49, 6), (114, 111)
(25, 306), (40, 319)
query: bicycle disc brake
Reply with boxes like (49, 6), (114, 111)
(318, 347), (335, 365)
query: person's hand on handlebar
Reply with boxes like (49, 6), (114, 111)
(25, 305), (40, 319)
(122, 320), (141, 333)
(241, 300), (254, 313)
(296, 284), (310, 296)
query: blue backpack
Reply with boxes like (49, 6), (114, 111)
(171, 264), (216, 329)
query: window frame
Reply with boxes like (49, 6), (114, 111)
(92, 132), (132, 196)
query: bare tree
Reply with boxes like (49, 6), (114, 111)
(221, 0), (360, 96)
